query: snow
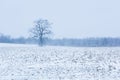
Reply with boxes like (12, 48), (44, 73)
(0, 43), (120, 80)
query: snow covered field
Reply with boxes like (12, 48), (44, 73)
(0, 43), (120, 80)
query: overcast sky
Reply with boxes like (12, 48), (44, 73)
(0, 0), (120, 38)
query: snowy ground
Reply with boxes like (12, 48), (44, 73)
(0, 43), (120, 80)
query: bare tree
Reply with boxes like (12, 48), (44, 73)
(30, 19), (52, 46)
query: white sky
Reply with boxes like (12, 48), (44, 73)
(0, 0), (120, 38)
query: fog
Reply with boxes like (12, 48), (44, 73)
(0, 0), (120, 38)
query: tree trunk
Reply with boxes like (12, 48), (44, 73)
(39, 36), (43, 46)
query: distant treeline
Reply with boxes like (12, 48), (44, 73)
(0, 34), (120, 47)
(47, 38), (120, 47)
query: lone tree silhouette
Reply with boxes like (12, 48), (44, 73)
(30, 19), (52, 46)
